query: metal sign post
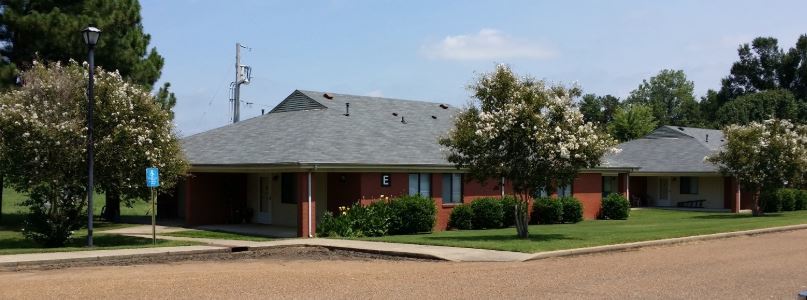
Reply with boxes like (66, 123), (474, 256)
(146, 167), (160, 245)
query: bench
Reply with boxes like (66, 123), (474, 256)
(677, 200), (706, 208)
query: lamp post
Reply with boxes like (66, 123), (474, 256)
(82, 26), (101, 247)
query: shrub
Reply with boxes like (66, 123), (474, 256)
(21, 186), (86, 247)
(559, 196), (583, 223)
(352, 201), (392, 237)
(500, 196), (519, 227)
(470, 198), (503, 229)
(760, 189), (781, 213)
(388, 195), (437, 234)
(777, 189), (797, 211)
(448, 204), (474, 230)
(532, 197), (562, 224)
(600, 193), (629, 220)
(318, 210), (353, 237)
(795, 190), (807, 211)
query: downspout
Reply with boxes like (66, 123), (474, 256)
(308, 171), (313, 238)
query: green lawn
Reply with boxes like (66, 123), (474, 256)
(360, 209), (807, 253)
(0, 188), (194, 255)
(163, 230), (275, 241)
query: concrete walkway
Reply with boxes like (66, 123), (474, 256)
(123, 233), (532, 262)
(0, 245), (228, 268)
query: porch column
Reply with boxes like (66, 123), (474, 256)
(297, 172), (316, 238)
(618, 173), (628, 198)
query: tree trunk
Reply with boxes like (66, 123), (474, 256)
(514, 193), (530, 238)
(752, 188), (763, 217)
(0, 174), (3, 222)
(103, 188), (121, 222)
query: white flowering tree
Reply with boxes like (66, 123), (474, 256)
(441, 65), (617, 238)
(0, 61), (187, 246)
(708, 119), (807, 216)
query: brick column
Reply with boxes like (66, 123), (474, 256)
(297, 172), (316, 238)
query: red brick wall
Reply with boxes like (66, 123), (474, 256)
(573, 173), (603, 219)
(360, 173), (409, 201)
(326, 173), (361, 213)
(185, 173), (247, 226)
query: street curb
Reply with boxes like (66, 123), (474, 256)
(0, 247), (232, 270)
(525, 224), (807, 261)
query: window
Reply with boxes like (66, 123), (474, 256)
(602, 176), (618, 197)
(557, 183), (573, 197)
(442, 173), (462, 204)
(535, 188), (549, 198)
(281, 173), (297, 204)
(680, 177), (699, 194)
(408, 173), (431, 197)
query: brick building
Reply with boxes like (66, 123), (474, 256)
(160, 90), (745, 237)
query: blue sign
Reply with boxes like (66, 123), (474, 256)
(146, 167), (160, 188)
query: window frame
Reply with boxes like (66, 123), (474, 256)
(408, 173), (432, 197)
(679, 176), (699, 195)
(441, 173), (463, 204)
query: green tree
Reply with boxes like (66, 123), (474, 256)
(0, 0), (165, 90)
(579, 94), (620, 126)
(440, 65), (617, 238)
(608, 104), (657, 141)
(715, 89), (801, 126)
(626, 69), (701, 127)
(155, 82), (177, 120)
(0, 61), (188, 245)
(720, 35), (807, 101)
(707, 119), (807, 216)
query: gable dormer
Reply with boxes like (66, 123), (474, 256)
(269, 90), (328, 113)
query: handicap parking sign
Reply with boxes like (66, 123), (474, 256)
(146, 167), (160, 188)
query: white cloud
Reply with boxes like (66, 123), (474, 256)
(422, 29), (556, 61)
(366, 90), (384, 97)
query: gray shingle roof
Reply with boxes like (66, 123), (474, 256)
(182, 90), (461, 166)
(603, 126), (725, 173)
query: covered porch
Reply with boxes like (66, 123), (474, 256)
(160, 171), (331, 238)
(622, 174), (752, 212)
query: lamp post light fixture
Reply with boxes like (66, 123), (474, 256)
(82, 25), (100, 247)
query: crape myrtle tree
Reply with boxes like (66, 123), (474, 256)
(0, 61), (187, 246)
(440, 65), (617, 238)
(707, 119), (807, 216)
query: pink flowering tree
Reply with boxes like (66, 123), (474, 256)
(440, 65), (617, 238)
(708, 119), (807, 216)
(0, 61), (187, 246)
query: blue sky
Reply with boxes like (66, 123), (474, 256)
(139, 0), (807, 136)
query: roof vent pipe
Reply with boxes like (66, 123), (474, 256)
(261, 109), (265, 115)
(705, 134), (709, 142)
(344, 103), (350, 116)
(401, 116), (406, 124)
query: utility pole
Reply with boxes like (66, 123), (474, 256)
(232, 43), (252, 123)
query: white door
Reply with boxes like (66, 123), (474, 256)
(255, 176), (272, 224)
(658, 177), (670, 206)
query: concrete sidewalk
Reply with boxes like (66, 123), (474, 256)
(124, 234), (533, 262)
(0, 245), (229, 268)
